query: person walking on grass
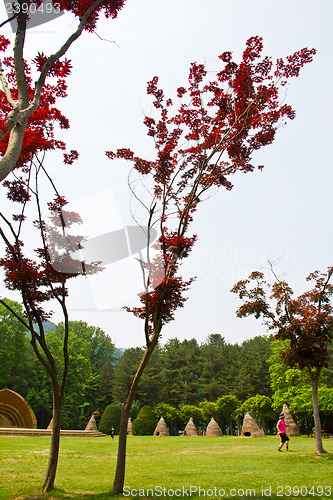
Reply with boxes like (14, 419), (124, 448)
(277, 413), (290, 452)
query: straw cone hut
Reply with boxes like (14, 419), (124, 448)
(153, 417), (169, 436)
(127, 417), (133, 436)
(241, 412), (264, 437)
(47, 418), (53, 430)
(85, 413), (98, 431)
(281, 404), (301, 437)
(206, 418), (223, 437)
(185, 417), (198, 436)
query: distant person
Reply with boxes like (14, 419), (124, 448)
(277, 413), (290, 452)
(111, 426), (115, 439)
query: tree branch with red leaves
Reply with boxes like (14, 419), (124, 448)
(107, 36), (315, 492)
(0, 0), (126, 182)
(0, 149), (101, 491)
(231, 265), (333, 454)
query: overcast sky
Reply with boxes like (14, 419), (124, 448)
(0, 0), (332, 348)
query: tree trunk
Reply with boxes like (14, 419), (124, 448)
(112, 342), (156, 494)
(42, 392), (63, 492)
(310, 368), (325, 455)
(237, 415), (241, 436)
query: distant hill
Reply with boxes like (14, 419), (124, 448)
(114, 347), (125, 358)
(43, 321), (56, 333)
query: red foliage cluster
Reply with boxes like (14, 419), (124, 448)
(107, 37), (315, 340)
(0, 35), (78, 172)
(55, 0), (126, 31)
(124, 275), (194, 327)
(231, 268), (333, 370)
(108, 36), (315, 198)
(1, 192), (101, 321)
(159, 231), (197, 260)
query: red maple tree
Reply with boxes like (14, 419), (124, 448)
(0, 0), (126, 182)
(0, 160), (101, 491)
(0, 39), (100, 490)
(107, 36), (315, 492)
(231, 266), (333, 455)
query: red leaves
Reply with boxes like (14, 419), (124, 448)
(0, 45), (74, 171)
(0, 35), (10, 52)
(242, 36), (264, 62)
(63, 150), (79, 165)
(159, 232), (197, 260)
(56, 0), (126, 31)
(275, 47), (316, 81)
(3, 179), (30, 203)
(33, 53), (72, 78)
(125, 275), (194, 325)
(231, 267), (333, 370)
(47, 196), (68, 212)
(110, 36), (315, 203)
(177, 87), (187, 98)
(147, 76), (164, 109)
(106, 36), (315, 343)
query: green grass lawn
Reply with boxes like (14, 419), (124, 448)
(0, 435), (332, 500)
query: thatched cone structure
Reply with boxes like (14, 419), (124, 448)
(153, 417), (169, 436)
(127, 417), (133, 436)
(206, 418), (223, 437)
(85, 413), (97, 431)
(241, 412), (264, 437)
(281, 404), (301, 437)
(47, 418), (53, 430)
(185, 417), (198, 436)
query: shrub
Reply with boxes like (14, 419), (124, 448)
(99, 404), (122, 434)
(132, 405), (157, 435)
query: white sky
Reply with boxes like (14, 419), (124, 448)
(0, 0), (332, 348)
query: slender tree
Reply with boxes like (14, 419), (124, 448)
(0, 154), (100, 491)
(231, 266), (333, 454)
(107, 36), (315, 492)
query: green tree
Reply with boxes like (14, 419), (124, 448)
(98, 360), (114, 411)
(268, 339), (310, 411)
(154, 402), (179, 434)
(199, 401), (219, 425)
(112, 348), (144, 403)
(132, 406), (157, 435)
(112, 347), (162, 406)
(179, 404), (203, 428)
(62, 321), (116, 373)
(216, 395), (240, 435)
(160, 338), (201, 406)
(269, 339), (332, 434)
(44, 321), (116, 428)
(236, 336), (273, 400)
(199, 335), (238, 400)
(232, 267), (333, 454)
(239, 395), (274, 433)
(0, 299), (33, 396)
(99, 404), (122, 435)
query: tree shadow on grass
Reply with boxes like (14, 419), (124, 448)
(14, 490), (118, 500)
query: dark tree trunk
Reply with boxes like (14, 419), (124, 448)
(310, 367), (325, 455)
(42, 392), (63, 492)
(237, 415), (241, 436)
(112, 341), (157, 494)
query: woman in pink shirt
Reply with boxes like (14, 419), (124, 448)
(277, 413), (290, 451)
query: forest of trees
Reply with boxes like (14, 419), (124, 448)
(1, 299), (332, 435)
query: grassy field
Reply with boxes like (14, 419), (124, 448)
(0, 435), (332, 500)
